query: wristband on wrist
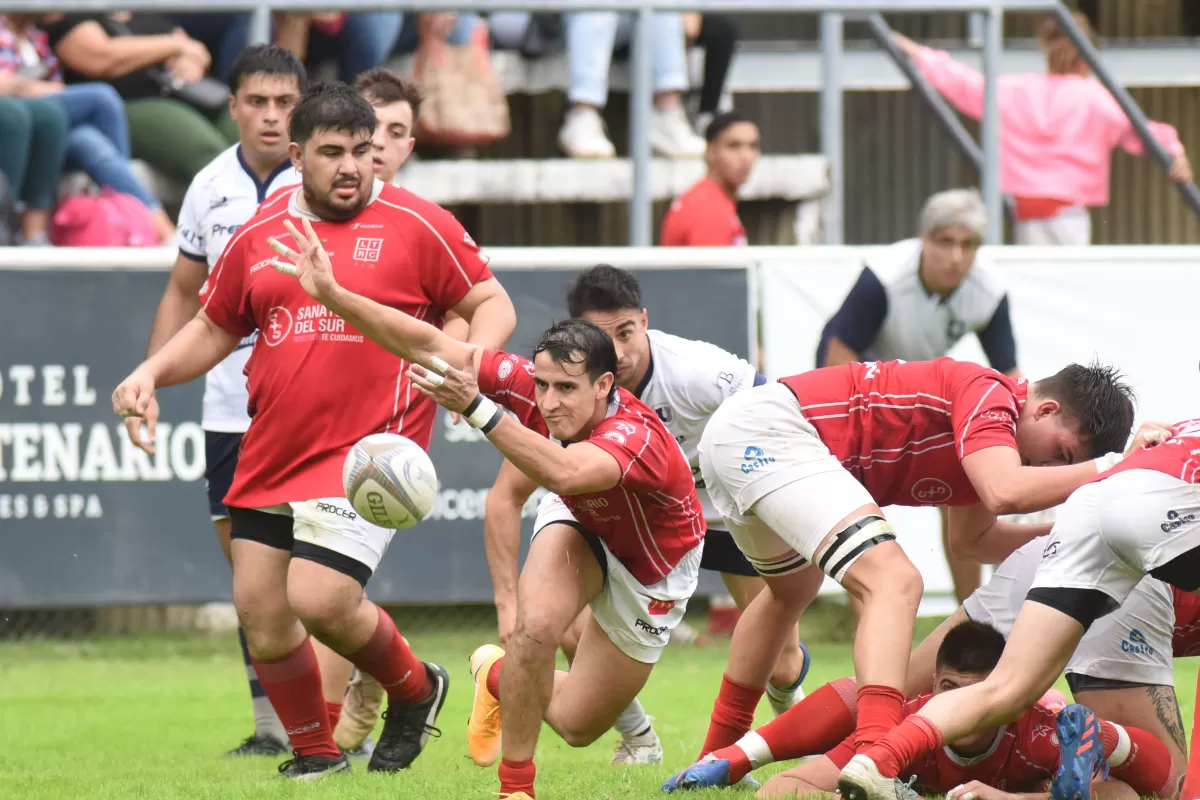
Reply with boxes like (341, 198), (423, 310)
(463, 394), (500, 429)
(480, 407), (505, 435)
(1094, 451), (1124, 474)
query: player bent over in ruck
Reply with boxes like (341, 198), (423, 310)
(267, 221), (706, 799)
(112, 82), (516, 779)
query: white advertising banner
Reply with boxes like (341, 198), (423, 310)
(759, 246), (1200, 607)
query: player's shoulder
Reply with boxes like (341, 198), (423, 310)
(647, 329), (739, 364)
(955, 256), (1007, 312)
(373, 182), (459, 227)
(485, 349), (536, 383)
(190, 144), (243, 187)
(863, 238), (922, 286)
(607, 390), (668, 435)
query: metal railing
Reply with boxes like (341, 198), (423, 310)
(11, 0), (1199, 244)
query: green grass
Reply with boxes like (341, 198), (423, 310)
(1, 621), (1196, 799)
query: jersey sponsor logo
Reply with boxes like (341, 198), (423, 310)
(315, 501), (357, 521)
(353, 237), (384, 263)
(250, 257), (275, 274)
(497, 359), (513, 381)
(911, 477), (953, 504)
(1161, 509), (1196, 533)
(655, 405), (676, 425)
(646, 598), (675, 616)
(1042, 540), (1059, 559)
(211, 222), (241, 238)
(579, 498), (609, 510)
(1121, 628), (1155, 656)
(740, 445), (776, 474)
(351, 222), (384, 229)
(980, 409), (1011, 422)
(263, 306), (293, 346)
(634, 618), (669, 636)
(601, 430), (627, 445)
(207, 195), (231, 211)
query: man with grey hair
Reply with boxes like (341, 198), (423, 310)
(816, 188), (1020, 603)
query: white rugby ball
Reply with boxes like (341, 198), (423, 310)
(343, 433), (439, 529)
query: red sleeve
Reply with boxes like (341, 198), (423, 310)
(414, 203), (494, 311)
(199, 230), (255, 337)
(950, 370), (1019, 459)
(825, 736), (857, 770)
(587, 412), (670, 492)
(478, 349), (546, 436)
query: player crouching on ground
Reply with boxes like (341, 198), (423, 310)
(268, 221), (708, 800)
(757, 620), (1167, 800)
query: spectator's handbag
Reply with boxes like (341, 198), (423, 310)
(106, 18), (230, 119)
(413, 20), (511, 148)
(50, 188), (158, 247)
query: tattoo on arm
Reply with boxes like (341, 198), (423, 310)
(1146, 684), (1187, 756)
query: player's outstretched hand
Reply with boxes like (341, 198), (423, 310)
(123, 394), (160, 456)
(948, 781), (1012, 800)
(408, 352), (481, 414)
(112, 368), (156, 425)
(268, 218), (338, 302)
(1127, 421), (1174, 454)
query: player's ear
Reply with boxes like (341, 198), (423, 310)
(288, 141), (304, 173)
(596, 371), (615, 399)
(1034, 398), (1062, 420)
(639, 308), (648, 330)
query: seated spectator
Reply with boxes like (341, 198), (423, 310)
(560, 11), (705, 159)
(660, 112), (759, 246)
(1, 15), (175, 242)
(682, 13), (738, 137)
(41, 12), (238, 186)
(0, 76), (66, 244)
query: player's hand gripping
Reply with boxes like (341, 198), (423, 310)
(123, 394), (160, 456)
(1127, 421), (1173, 453)
(947, 781), (1013, 800)
(112, 368), (157, 432)
(408, 353), (482, 415)
(268, 218), (338, 302)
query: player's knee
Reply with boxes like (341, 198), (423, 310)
(510, 617), (563, 661)
(558, 720), (605, 748)
(853, 548), (923, 607)
(289, 590), (355, 638)
(758, 773), (800, 798)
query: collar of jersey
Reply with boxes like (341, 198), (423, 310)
(287, 178), (385, 221)
(236, 145), (294, 203)
(941, 724), (1008, 766)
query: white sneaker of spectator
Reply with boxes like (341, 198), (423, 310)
(650, 106), (706, 159)
(559, 107), (617, 159)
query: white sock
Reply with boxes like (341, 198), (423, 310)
(735, 731), (775, 769)
(614, 698), (654, 741)
(1107, 723), (1131, 768)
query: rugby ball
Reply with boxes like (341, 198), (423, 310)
(343, 433), (439, 529)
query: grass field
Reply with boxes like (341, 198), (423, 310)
(2, 614), (1196, 800)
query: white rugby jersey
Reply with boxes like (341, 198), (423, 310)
(176, 145), (299, 432)
(636, 329), (760, 527)
(861, 238), (1008, 364)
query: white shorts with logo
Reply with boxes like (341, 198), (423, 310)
(257, 496), (395, 572)
(698, 383), (877, 580)
(1031, 469), (1200, 606)
(964, 535), (1175, 686)
(533, 493), (702, 664)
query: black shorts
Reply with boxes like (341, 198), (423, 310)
(227, 506), (374, 587)
(204, 431), (242, 520)
(700, 529), (759, 577)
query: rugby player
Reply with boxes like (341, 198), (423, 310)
(113, 81), (516, 778)
(483, 265), (812, 766)
(691, 357), (1141, 762)
(838, 420), (1200, 800)
(265, 224), (707, 800)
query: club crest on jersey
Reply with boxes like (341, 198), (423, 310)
(497, 359), (513, 381)
(602, 430), (627, 445)
(911, 477), (952, 504)
(353, 237), (384, 263)
(655, 405), (675, 424)
(263, 306), (293, 346)
(613, 421), (637, 436)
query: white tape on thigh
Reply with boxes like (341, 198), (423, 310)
(811, 516), (896, 582)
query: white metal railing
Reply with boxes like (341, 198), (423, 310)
(6, 0), (1194, 244)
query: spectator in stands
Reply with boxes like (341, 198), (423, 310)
(559, 11), (705, 159)
(816, 188), (1020, 604)
(682, 13), (738, 137)
(41, 12), (239, 187)
(660, 112), (758, 246)
(893, 13), (1193, 245)
(0, 78), (66, 245)
(1, 16), (175, 243)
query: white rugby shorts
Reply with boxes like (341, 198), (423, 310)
(256, 496), (395, 572)
(533, 493), (701, 664)
(698, 383), (878, 581)
(965, 535), (1175, 687)
(1031, 469), (1200, 606)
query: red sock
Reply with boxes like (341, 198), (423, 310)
(710, 677), (860, 784)
(862, 716), (944, 778)
(854, 685), (906, 752)
(499, 757), (536, 797)
(698, 674), (765, 759)
(252, 639), (340, 759)
(345, 607), (432, 704)
(1101, 721), (1182, 798)
(326, 700), (343, 731)
(486, 656), (503, 698)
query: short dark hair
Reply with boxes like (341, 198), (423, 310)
(565, 265), (643, 318)
(355, 68), (425, 127)
(532, 319), (619, 402)
(228, 44), (307, 95)
(705, 112), (756, 144)
(289, 81), (376, 146)
(1034, 361), (1135, 458)
(936, 620), (1007, 675)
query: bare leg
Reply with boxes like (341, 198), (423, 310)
(722, 572), (806, 690)
(940, 507), (982, 604)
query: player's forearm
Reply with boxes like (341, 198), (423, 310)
(141, 314), (239, 388)
(147, 282), (203, 356)
(955, 520), (1053, 564)
(325, 284), (473, 369)
(986, 463), (1100, 516)
(483, 487), (523, 614)
(823, 336), (860, 367)
(484, 417), (615, 495)
(463, 292), (517, 350)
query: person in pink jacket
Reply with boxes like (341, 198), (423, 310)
(894, 12), (1192, 246)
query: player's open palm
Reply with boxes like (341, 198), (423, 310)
(268, 218), (338, 302)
